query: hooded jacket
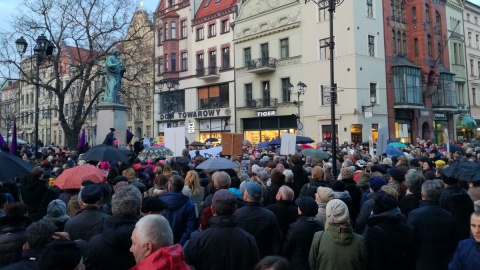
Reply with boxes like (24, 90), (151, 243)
(130, 244), (190, 270)
(0, 216), (33, 267)
(159, 192), (197, 246)
(88, 215), (139, 270)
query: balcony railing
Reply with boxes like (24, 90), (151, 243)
(394, 86), (423, 107)
(432, 90), (457, 109)
(246, 58), (276, 73)
(245, 98), (277, 108)
(196, 66), (220, 79)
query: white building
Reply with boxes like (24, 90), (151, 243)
(465, 0), (480, 137)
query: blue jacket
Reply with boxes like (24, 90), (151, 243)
(159, 191), (197, 246)
(449, 238), (480, 270)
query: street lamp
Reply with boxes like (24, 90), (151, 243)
(156, 79), (180, 128)
(288, 81), (307, 121)
(362, 95), (377, 112)
(16, 34), (55, 153)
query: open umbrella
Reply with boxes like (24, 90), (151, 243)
(257, 142), (270, 148)
(138, 146), (174, 162)
(82, 144), (129, 162)
(301, 144), (314, 149)
(301, 149), (330, 159)
(296, 136), (315, 144)
(54, 165), (106, 189)
(196, 158), (239, 170)
(242, 140), (251, 146)
(269, 139), (282, 145)
(385, 146), (404, 157)
(205, 138), (219, 143)
(388, 142), (407, 148)
(190, 141), (205, 147)
(447, 143), (465, 155)
(442, 161), (480, 182)
(0, 152), (33, 182)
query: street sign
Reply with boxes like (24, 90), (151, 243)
(187, 123), (195, 134)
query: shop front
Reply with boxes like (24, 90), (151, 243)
(242, 111), (297, 144)
(455, 115), (477, 141)
(395, 109), (412, 143)
(433, 112), (448, 144)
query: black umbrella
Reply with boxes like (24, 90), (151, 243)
(205, 138), (219, 143)
(296, 136), (315, 144)
(196, 157), (239, 170)
(0, 152), (33, 182)
(190, 141), (205, 147)
(82, 144), (129, 162)
(448, 143), (465, 155)
(118, 149), (135, 157)
(442, 161), (480, 182)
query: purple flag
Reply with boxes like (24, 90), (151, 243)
(0, 133), (6, 148)
(10, 121), (17, 156)
(78, 129), (86, 152)
(126, 129), (133, 144)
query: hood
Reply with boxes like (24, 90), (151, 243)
(175, 157), (191, 167)
(131, 244), (190, 270)
(327, 224), (354, 245)
(333, 191), (350, 199)
(366, 207), (402, 227)
(160, 192), (190, 211)
(101, 216), (139, 249)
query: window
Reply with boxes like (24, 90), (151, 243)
(261, 43), (269, 65)
(262, 81), (271, 106)
(159, 90), (185, 113)
(197, 53), (204, 71)
(158, 58), (163, 74)
(470, 59), (474, 76)
(209, 51), (216, 70)
(469, 32), (472, 47)
(181, 52), (187, 71)
(367, 0), (373, 17)
(164, 54), (169, 72)
(244, 47), (251, 67)
(427, 35), (432, 56)
(392, 31), (396, 54)
(425, 4), (429, 22)
(281, 78), (291, 102)
(208, 24), (216, 37)
(196, 27), (204, 41)
(245, 84), (253, 106)
(392, 66), (423, 105)
(280, 38), (289, 58)
(146, 106), (151, 119)
(438, 43), (442, 64)
(164, 23), (168, 41)
(318, 6), (328, 21)
(368, 35), (375, 57)
(181, 20), (187, 38)
(477, 35), (479, 49)
(319, 37), (331, 60)
(158, 28), (163, 45)
(146, 126), (151, 138)
(478, 61), (480, 77)
(127, 109), (132, 121)
(221, 20), (229, 33)
(321, 84), (338, 105)
(171, 53), (176, 72)
(222, 47), (230, 69)
(171, 22), (176, 39)
(397, 31), (401, 54)
(370, 83), (377, 100)
(198, 84), (229, 109)
(473, 88), (477, 105)
(467, 13), (471, 22)
(412, 7), (417, 23)
(168, 0), (174, 7)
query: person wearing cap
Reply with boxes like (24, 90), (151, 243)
(64, 184), (109, 242)
(235, 181), (283, 258)
(41, 199), (69, 232)
(355, 176), (387, 234)
(140, 196), (168, 216)
(265, 185), (298, 242)
(103, 128), (115, 146)
(422, 160), (436, 180)
(284, 197), (323, 270)
(388, 168), (407, 198)
(315, 186), (335, 226)
(309, 199), (367, 270)
(184, 189), (260, 270)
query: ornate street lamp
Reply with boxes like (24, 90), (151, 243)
(288, 81), (307, 121)
(157, 79), (180, 128)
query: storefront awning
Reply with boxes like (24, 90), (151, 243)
(456, 115), (478, 129)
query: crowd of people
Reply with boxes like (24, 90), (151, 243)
(0, 140), (479, 270)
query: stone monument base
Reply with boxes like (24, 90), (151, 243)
(96, 103), (128, 148)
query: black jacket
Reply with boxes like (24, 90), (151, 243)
(439, 184), (475, 242)
(298, 179), (327, 198)
(284, 216), (323, 270)
(184, 215), (260, 270)
(88, 215), (139, 270)
(0, 247), (43, 270)
(103, 132), (114, 146)
(21, 178), (57, 221)
(263, 184), (281, 207)
(291, 165), (309, 198)
(265, 200), (298, 241)
(64, 205), (109, 242)
(407, 200), (457, 270)
(398, 186), (422, 218)
(0, 216), (33, 267)
(343, 179), (362, 227)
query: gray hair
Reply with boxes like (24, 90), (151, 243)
(371, 156), (379, 163)
(343, 159), (353, 167)
(283, 169), (294, 183)
(405, 171), (424, 189)
(112, 185), (142, 217)
(382, 158), (392, 166)
(421, 180), (443, 201)
(212, 171), (231, 189)
(135, 215), (173, 251)
(277, 185), (294, 201)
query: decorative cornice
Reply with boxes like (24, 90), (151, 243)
(192, 6), (236, 26)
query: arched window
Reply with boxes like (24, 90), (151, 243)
(436, 12), (441, 26)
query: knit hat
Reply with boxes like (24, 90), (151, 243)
(410, 159), (420, 167)
(389, 168), (405, 182)
(340, 167), (354, 180)
(43, 199), (69, 223)
(435, 160), (446, 167)
(369, 176), (387, 192)
(316, 187), (334, 203)
(257, 171), (269, 182)
(295, 197), (319, 216)
(130, 182), (146, 194)
(38, 239), (83, 270)
(326, 199), (350, 224)
(244, 181), (263, 199)
(372, 191), (397, 214)
(305, 186), (318, 199)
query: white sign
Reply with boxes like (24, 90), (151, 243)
(376, 126), (388, 157)
(188, 123), (195, 134)
(257, 111), (276, 117)
(364, 111), (373, 118)
(280, 132), (296, 155)
(164, 127), (185, 157)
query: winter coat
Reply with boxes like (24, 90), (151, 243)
(407, 200), (457, 270)
(0, 216), (33, 267)
(235, 202), (283, 258)
(263, 184), (281, 207)
(343, 179), (362, 227)
(64, 205), (109, 242)
(0, 247), (43, 270)
(299, 179), (327, 198)
(355, 192), (376, 234)
(130, 244), (190, 270)
(364, 209), (415, 270)
(448, 237), (480, 270)
(88, 215), (139, 270)
(171, 156), (191, 173)
(159, 191), (197, 246)
(440, 184), (475, 242)
(21, 178), (57, 221)
(316, 202), (327, 226)
(291, 165), (309, 197)
(309, 225), (367, 270)
(265, 200), (298, 241)
(398, 186), (422, 217)
(284, 216), (324, 270)
(184, 215), (260, 270)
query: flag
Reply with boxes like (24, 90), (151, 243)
(10, 121), (17, 156)
(0, 133), (6, 148)
(126, 129), (133, 144)
(78, 129), (86, 153)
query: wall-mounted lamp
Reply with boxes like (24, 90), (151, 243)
(362, 96), (377, 112)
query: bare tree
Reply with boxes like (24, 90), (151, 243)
(0, 0), (153, 149)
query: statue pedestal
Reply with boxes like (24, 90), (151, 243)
(96, 103), (128, 148)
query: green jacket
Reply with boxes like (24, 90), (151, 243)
(309, 225), (367, 270)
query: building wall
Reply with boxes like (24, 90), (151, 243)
(465, 0), (480, 138)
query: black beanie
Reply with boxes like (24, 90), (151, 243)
(38, 239), (83, 270)
(372, 191), (397, 214)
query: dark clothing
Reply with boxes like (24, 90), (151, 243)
(365, 209), (415, 270)
(159, 191), (197, 246)
(133, 141), (144, 154)
(355, 192), (375, 234)
(235, 202), (283, 258)
(171, 156), (192, 174)
(20, 178), (57, 221)
(265, 200), (298, 241)
(263, 184), (281, 207)
(64, 205), (109, 242)
(343, 179), (362, 227)
(448, 237), (480, 270)
(439, 184), (475, 242)
(184, 215), (260, 270)
(291, 165), (309, 198)
(0, 247), (43, 270)
(103, 132), (114, 146)
(0, 216), (33, 267)
(298, 179), (327, 198)
(88, 215), (139, 270)
(407, 200), (457, 270)
(423, 169), (436, 180)
(284, 216), (323, 270)
(398, 187), (422, 218)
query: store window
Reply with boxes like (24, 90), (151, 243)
(198, 84), (229, 109)
(159, 90), (185, 113)
(199, 118), (231, 143)
(321, 124), (338, 143)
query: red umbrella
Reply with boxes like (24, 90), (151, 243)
(301, 144), (314, 149)
(54, 165), (105, 189)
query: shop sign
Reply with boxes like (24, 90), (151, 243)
(434, 112), (446, 120)
(256, 111), (276, 117)
(159, 109), (223, 120)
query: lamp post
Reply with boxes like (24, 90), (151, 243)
(156, 79), (180, 128)
(15, 34), (55, 154)
(362, 96), (377, 113)
(301, 0), (344, 177)
(288, 81), (307, 121)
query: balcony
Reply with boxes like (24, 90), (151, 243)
(245, 98), (277, 109)
(246, 58), (276, 73)
(196, 66), (220, 80)
(432, 90), (458, 111)
(394, 86), (424, 109)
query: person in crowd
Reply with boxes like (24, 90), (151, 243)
(184, 189), (260, 270)
(284, 196), (323, 270)
(299, 166), (327, 198)
(407, 180), (457, 270)
(309, 199), (367, 270)
(88, 185), (142, 270)
(64, 184), (109, 241)
(396, 156), (411, 175)
(183, 170), (205, 208)
(103, 128), (115, 146)
(422, 161), (436, 180)
(265, 185), (298, 241)
(398, 171), (424, 217)
(0, 203), (32, 267)
(41, 199), (69, 232)
(449, 210), (480, 270)
(130, 215), (190, 270)
(355, 176), (387, 234)
(468, 180), (480, 202)
(140, 196), (168, 216)
(171, 149), (192, 174)
(236, 181), (283, 257)
(37, 239), (85, 270)
(254, 256), (291, 270)
(20, 167), (57, 221)
(315, 186), (334, 226)
(290, 155), (309, 198)
(340, 167), (362, 228)
(264, 170), (286, 206)
(146, 174), (168, 197)
(158, 175), (197, 246)
(388, 168), (407, 198)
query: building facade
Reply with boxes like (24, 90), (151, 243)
(465, 0), (480, 138)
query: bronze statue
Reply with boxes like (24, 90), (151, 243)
(103, 50), (125, 103)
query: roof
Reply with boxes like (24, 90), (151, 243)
(195, 0), (237, 19)
(1, 80), (20, 91)
(64, 45), (91, 66)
